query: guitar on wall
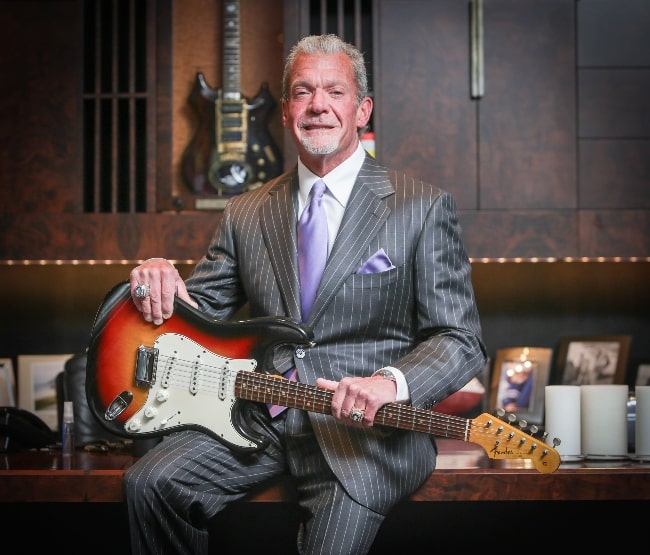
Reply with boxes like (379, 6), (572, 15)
(181, 0), (283, 203)
(85, 282), (561, 475)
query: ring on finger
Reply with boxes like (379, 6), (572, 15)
(349, 407), (364, 423)
(134, 283), (151, 299)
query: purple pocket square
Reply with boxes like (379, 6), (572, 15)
(356, 248), (396, 274)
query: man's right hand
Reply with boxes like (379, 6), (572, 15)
(129, 258), (198, 325)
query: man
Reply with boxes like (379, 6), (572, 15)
(125, 34), (487, 554)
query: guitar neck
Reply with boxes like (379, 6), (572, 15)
(236, 371), (470, 441)
(222, 0), (241, 99)
(235, 370), (561, 474)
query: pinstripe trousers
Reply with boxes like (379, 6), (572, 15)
(123, 407), (385, 555)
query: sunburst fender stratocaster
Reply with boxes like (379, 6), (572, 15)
(85, 281), (561, 474)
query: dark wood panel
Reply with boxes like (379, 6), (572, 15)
(578, 0), (650, 67)
(458, 210), (578, 259)
(579, 140), (650, 209)
(0, 1), (83, 214)
(579, 210), (650, 257)
(0, 213), (222, 260)
(480, 0), (576, 210)
(373, 0), (477, 209)
(579, 69), (650, 138)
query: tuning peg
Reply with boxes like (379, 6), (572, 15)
(518, 419), (528, 430)
(552, 437), (562, 448)
(507, 413), (516, 424)
(529, 424), (539, 435)
(496, 408), (506, 418)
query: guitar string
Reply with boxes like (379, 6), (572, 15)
(149, 353), (551, 448)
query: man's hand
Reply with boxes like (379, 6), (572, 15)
(129, 258), (197, 325)
(317, 375), (397, 427)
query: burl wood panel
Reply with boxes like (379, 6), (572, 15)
(579, 210), (650, 258)
(459, 210), (578, 259)
(0, 212), (221, 260)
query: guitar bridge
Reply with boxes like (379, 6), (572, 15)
(135, 344), (158, 386)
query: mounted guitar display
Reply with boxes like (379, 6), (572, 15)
(85, 281), (561, 474)
(181, 0), (283, 207)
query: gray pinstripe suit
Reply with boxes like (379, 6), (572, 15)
(123, 153), (487, 554)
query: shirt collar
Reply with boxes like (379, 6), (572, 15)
(297, 142), (366, 209)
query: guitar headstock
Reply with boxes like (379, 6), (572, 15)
(469, 412), (561, 473)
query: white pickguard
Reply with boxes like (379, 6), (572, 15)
(124, 333), (258, 448)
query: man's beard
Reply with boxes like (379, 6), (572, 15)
(300, 133), (339, 155)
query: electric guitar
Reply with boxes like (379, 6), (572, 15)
(181, 0), (283, 197)
(85, 281), (561, 474)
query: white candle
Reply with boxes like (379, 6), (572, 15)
(635, 386), (650, 459)
(545, 385), (581, 460)
(580, 385), (628, 458)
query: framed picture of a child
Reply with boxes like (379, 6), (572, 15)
(489, 347), (553, 426)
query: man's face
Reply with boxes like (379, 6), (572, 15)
(282, 52), (372, 174)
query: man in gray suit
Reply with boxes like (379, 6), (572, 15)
(126, 34), (487, 554)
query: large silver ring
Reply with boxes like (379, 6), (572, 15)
(134, 284), (151, 299)
(349, 408), (364, 423)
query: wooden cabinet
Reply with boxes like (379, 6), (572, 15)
(1, 0), (649, 260)
(373, 0), (650, 259)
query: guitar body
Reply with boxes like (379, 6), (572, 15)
(85, 281), (313, 451)
(181, 74), (283, 196)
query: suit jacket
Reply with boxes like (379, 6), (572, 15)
(186, 154), (487, 513)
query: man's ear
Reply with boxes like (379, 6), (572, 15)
(356, 96), (373, 129)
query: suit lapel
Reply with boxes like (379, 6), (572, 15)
(260, 172), (302, 319)
(308, 156), (395, 322)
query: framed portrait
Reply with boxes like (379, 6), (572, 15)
(489, 347), (553, 425)
(17, 354), (72, 431)
(554, 335), (630, 386)
(636, 363), (650, 386)
(0, 358), (16, 407)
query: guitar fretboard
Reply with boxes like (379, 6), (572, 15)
(222, 0), (241, 98)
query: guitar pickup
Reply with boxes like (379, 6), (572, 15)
(135, 344), (158, 387)
(221, 103), (244, 114)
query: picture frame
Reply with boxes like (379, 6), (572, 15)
(17, 354), (72, 431)
(0, 358), (16, 407)
(636, 363), (650, 386)
(554, 335), (631, 386)
(489, 347), (553, 425)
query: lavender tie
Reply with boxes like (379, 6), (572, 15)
(297, 179), (328, 321)
(268, 180), (328, 418)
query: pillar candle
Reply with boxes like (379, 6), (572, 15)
(580, 385), (628, 458)
(635, 386), (650, 459)
(544, 385), (581, 460)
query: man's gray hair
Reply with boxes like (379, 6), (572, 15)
(281, 34), (369, 105)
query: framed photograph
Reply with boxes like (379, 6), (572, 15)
(554, 335), (630, 386)
(17, 354), (72, 431)
(489, 347), (553, 425)
(0, 358), (16, 407)
(636, 363), (650, 386)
